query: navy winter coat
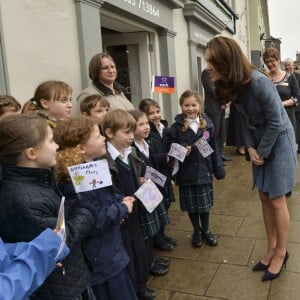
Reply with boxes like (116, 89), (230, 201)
(59, 181), (130, 286)
(0, 166), (93, 300)
(165, 113), (225, 186)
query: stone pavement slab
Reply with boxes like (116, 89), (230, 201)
(149, 147), (300, 300)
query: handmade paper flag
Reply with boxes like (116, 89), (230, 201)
(135, 179), (163, 213)
(67, 159), (112, 193)
(168, 143), (187, 162)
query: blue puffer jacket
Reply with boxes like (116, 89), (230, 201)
(165, 113), (225, 186)
(0, 228), (69, 300)
(0, 166), (94, 300)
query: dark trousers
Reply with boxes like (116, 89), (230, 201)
(121, 220), (149, 296)
(207, 110), (225, 153)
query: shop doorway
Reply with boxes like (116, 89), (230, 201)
(102, 32), (152, 108)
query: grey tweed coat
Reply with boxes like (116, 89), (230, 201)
(236, 70), (297, 199)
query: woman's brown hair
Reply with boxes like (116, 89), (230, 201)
(54, 117), (95, 181)
(0, 114), (48, 166)
(89, 52), (115, 81)
(205, 36), (253, 103)
(262, 47), (280, 63)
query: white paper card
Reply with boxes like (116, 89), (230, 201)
(145, 166), (167, 187)
(55, 196), (66, 259)
(194, 137), (214, 158)
(135, 179), (163, 213)
(67, 160), (112, 193)
(168, 143), (187, 162)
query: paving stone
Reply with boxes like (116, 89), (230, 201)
(149, 146), (300, 300)
(150, 259), (218, 296)
(206, 264), (269, 299)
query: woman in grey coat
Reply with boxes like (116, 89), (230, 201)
(204, 36), (297, 282)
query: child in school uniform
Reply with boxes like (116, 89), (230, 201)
(0, 95), (21, 118)
(139, 99), (178, 250)
(128, 109), (170, 277)
(22, 80), (73, 128)
(0, 114), (94, 299)
(102, 109), (156, 300)
(165, 90), (225, 248)
(54, 117), (137, 300)
(80, 94), (110, 130)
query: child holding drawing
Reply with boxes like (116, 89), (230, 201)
(102, 109), (156, 300)
(128, 109), (170, 277)
(54, 117), (137, 300)
(166, 90), (225, 248)
(139, 98), (178, 250)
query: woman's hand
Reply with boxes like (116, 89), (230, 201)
(283, 98), (293, 107)
(248, 147), (264, 166)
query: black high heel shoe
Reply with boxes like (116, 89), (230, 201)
(261, 251), (289, 282)
(252, 261), (269, 271)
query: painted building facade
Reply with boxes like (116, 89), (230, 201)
(0, 0), (270, 121)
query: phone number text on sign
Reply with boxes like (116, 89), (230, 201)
(123, 0), (160, 18)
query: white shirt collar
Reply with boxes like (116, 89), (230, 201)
(187, 116), (200, 124)
(156, 122), (165, 137)
(134, 140), (149, 158)
(107, 141), (132, 163)
(187, 116), (200, 134)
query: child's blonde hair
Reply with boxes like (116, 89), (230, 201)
(179, 90), (207, 131)
(102, 109), (136, 139)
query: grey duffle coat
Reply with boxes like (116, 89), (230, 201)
(236, 70), (297, 199)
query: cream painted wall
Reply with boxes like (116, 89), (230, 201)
(219, 1), (249, 57)
(173, 8), (190, 112)
(233, 0), (249, 56)
(0, 0), (81, 107)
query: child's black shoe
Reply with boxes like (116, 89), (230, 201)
(163, 234), (178, 246)
(154, 238), (173, 251)
(203, 230), (218, 246)
(192, 231), (203, 248)
(149, 261), (169, 276)
(153, 257), (170, 267)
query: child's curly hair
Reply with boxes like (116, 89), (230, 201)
(53, 117), (95, 181)
(179, 90), (207, 132)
